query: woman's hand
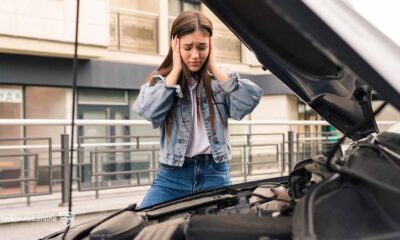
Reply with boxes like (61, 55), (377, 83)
(207, 36), (229, 82)
(171, 36), (182, 72)
(166, 36), (182, 85)
(207, 36), (217, 73)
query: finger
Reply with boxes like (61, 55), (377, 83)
(173, 36), (177, 51)
(172, 36), (179, 51)
(176, 37), (180, 53)
(171, 36), (176, 50)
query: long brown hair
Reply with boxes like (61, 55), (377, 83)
(146, 11), (217, 138)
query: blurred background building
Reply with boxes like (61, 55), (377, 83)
(0, 0), (398, 193)
(0, 0), (303, 139)
(0, 0), (299, 186)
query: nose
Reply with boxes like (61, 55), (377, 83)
(191, 50), (199, 60)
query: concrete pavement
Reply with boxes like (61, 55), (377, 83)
(0, 185), (150, 240)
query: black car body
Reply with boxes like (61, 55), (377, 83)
(42, 1), (400, 239)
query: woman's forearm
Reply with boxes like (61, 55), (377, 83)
(209, 65), (229, 83)
(165, 68), (181, 85)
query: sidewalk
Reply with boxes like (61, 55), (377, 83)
(0, 185), (150, 223)
(0, 185), (150, 240)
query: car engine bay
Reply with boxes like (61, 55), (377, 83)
(43, 135), (400, 240)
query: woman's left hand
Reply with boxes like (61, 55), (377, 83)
(207, 36), (217, 73)
(207, 36), (229, 82)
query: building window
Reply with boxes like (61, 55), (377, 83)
(169, 0), (200, 16)
(78, 88), (128, 105)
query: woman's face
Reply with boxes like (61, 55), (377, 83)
(179, 30), (210, 73)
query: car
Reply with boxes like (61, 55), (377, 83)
(41, 0), (400, 239)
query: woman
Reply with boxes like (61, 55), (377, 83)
(134, 11), (263, 208)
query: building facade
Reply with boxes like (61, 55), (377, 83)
(0, 0), (300, 140)
(0, 0), (302, 188)
(1, 0), (399, 191)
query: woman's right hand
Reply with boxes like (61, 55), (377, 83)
(166, 36), (182, 85)
(171, 36), (182, 72)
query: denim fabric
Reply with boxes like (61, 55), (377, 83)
(139, 154), (231, 208)
(133, 68), (263, 166)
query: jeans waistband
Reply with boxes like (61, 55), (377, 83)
(184, 154), (213, 163)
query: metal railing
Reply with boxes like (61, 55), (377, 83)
(0, 137), (52, 206)
(0, 119), (396, 206)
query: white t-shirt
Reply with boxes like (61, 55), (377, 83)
(185, 77), (212, 157)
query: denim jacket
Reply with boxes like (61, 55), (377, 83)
(133, 69), (263, 166)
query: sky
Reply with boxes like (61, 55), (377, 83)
(350, 0), (400, 46)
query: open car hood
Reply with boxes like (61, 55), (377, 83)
(203, 0), (400, 140)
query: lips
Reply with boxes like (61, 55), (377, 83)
(189, 62), (200, 66)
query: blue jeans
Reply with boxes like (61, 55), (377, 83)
(139, 154), (231, 208)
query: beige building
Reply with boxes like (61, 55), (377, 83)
(0, 0), (301, 189)
(0, 0), (301, 141)
(1, 0), (397, 189)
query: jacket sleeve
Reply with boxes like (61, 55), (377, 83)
(218, 68), (263, 120)
(133, 75), (183, 128)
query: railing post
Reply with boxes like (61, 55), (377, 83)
(151, 149), (156, 183)
(243, 145), (247, 182)
(288, 131), (294, 173)
(282, 134), (286, 174)
(60, 134), (70, 206)
(247, 134), (252, 174)
(22, 150), (30, 206)
(95, 151), (99, 199)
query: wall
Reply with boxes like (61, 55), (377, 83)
(0, 0), (108, 46)
(25, 87), (68, 165)
(0, 0), (109, 58)
(251, 95), (299, 133)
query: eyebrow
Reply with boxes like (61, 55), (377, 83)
(183, 42), (208, 46)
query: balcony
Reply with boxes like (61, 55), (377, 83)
(168, 17), (242, 63)
(213, 24), (242, 63)
(109, 9), (242, 63)
(109, 8), (158, 54)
